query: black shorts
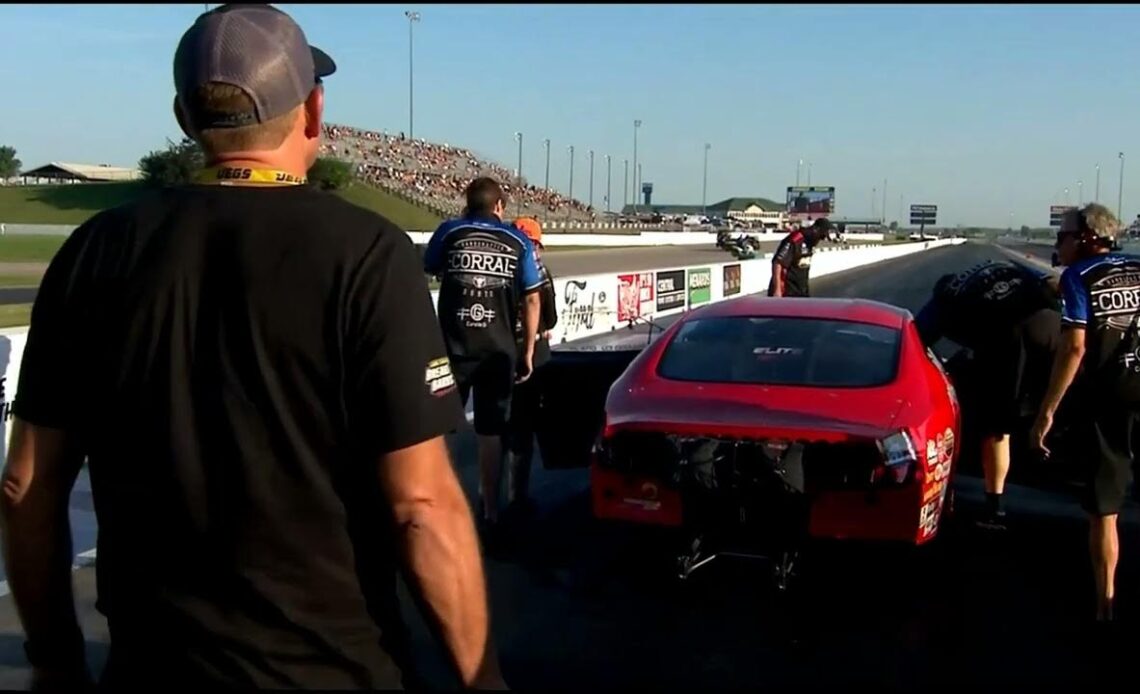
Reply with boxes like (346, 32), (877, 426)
(453, 352), (514, 437)
(1076, 407), (1140, 516)
(973, 308), (1060, 437)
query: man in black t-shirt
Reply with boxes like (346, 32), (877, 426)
(424, 178), (542, 528)
(0, 5), (501, 690)
(916, 259), (1060, 528)
(505, 217), (559, 519)
(768, 218), (833, 297)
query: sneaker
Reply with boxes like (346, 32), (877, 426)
(975, 508), (1007, 531)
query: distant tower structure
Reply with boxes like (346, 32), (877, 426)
(642, 182), (654, 206)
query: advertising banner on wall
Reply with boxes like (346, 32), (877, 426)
(618, 272), (655, 322)
(655, 269), (686, 312)
(723, 264), (742, 296)
(688, 267), (712, 306)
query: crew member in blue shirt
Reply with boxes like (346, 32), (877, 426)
(1031, 203), (1140, 623)
(425, 178), (543, 530)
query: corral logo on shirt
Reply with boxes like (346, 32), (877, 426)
(723, 264), (741, 296)
(1090, 269), (1140, 330)
(425, 357), (456, 396)
(446, 232), (518, 292)
(688, 268), (711, 306)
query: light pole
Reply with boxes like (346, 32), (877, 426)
(1064, 187), (1069, 205)
(632, 119), (642, 212)
(702, 143), (711, 215)
(1096, 163), (1101, 202)
(882, 179), (887, 225)
(623, 159), (629, 210)
(807, 162), (812, 186)
(404, 11), (420, 140)
(605, 154), (612, 214)
(1118, 152), (1125, 221)
(567, 145), (575, 203)
(797, 159), (802, 187)
(543, 138), (550, 189)
(1078, 179), (1083, 205)
(638, 163), (643, 205)
(588, 149), (595, 210)
(514, 132), (523, 216)
(872, 187), (877, 218)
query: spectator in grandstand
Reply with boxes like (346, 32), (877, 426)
(768, 218), (833, 297)
(915, 260), (1061, 530)
(504, 217), (558, 522)
(0, 4), (502, 690)
(424, 178), (543, 532)
(1030, 203), (1140, 623)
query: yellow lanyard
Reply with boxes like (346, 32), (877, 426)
(194, 167), (308, 187)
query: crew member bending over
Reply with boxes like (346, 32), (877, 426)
(916, 259), (1061, 529)
(769, 218), (833, 297)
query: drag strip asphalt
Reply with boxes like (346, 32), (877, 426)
(0, 240), (1133, 690)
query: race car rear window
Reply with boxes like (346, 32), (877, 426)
(657, 316), (901, 387)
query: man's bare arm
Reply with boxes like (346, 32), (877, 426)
(0, 419), (89, 677)
(379, 435), (501, 688)
(523, 291), (540, 360)
(771, 263), (786, 297)
(1039, 327), (1085, 419)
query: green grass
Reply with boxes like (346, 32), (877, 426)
(0, 274), (44, 287)
(0, 183), (144, 225)
(0, 304), (31, 329)
(0, 235), (66, 263)
(334, 183), (442, 231)
(0, 181), (443, 231)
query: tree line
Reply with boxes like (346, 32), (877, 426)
(0, 141), (353, 191)
(137, 138), (353, 190)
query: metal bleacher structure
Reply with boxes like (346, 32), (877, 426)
(319, 123), (599, 225)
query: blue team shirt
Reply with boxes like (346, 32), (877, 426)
(1059, 252), (1140, 328)
(424, 215), (543, 362)
(424, 217), (542, 292)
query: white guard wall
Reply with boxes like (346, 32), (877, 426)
(0, 238), (963, 449)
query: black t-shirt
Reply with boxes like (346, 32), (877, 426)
(916, 260), (1056, 349)
(12, 183), (465, 688)
(513, 259), (558, 370)
(424, 216), (544, 367)
(768, 230), (814, 297)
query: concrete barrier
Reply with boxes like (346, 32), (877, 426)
(0, 237), (964, 447)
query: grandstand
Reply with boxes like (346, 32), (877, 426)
(319, 124), (597, 224)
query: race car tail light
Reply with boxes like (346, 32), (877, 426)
(875, 430), (918, 485)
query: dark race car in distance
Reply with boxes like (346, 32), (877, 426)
(534, 295), (961, 586)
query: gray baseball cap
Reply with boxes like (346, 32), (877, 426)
(174, 4), (336, 129)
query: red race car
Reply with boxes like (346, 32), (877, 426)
(535, 296), (961, 587)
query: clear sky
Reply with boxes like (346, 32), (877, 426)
(1, 3), (1137, 227)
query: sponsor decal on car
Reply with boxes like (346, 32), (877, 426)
(919, 497), (942, 536)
